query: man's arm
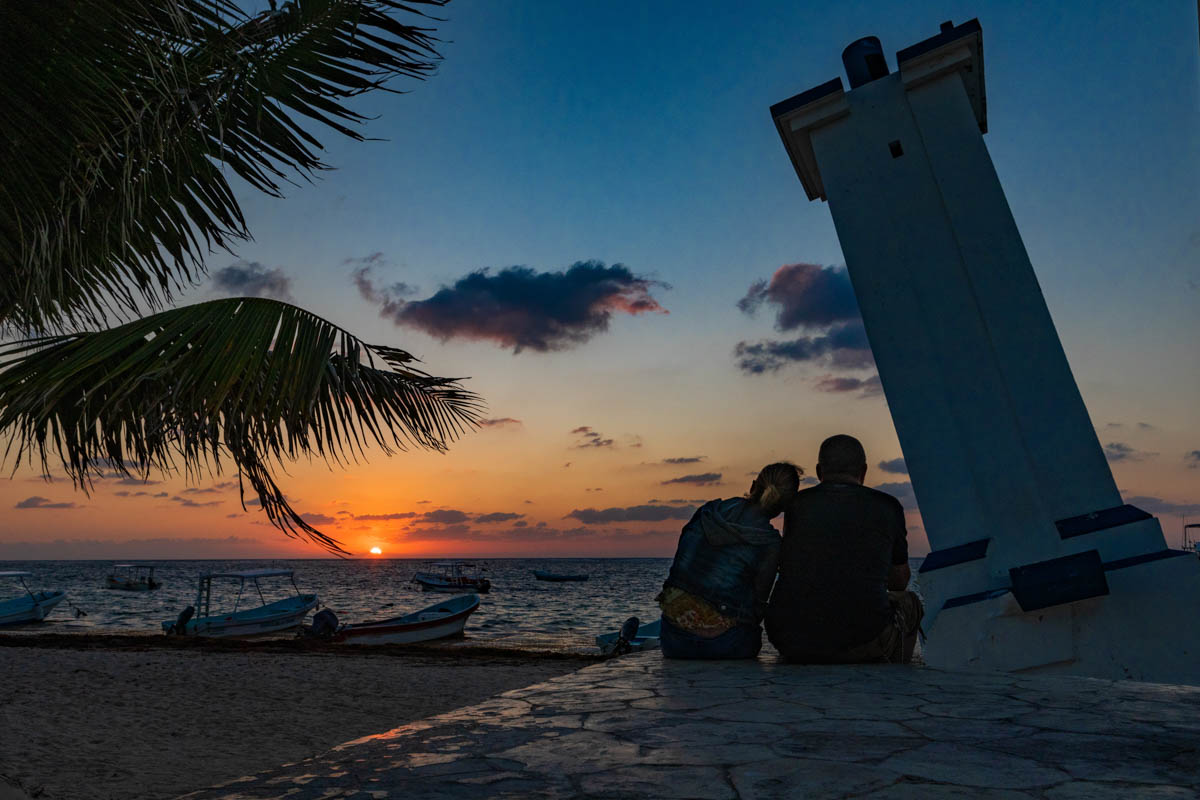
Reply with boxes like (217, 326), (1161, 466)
(888, 562), (911, 591)
(887, 496), (910, 591)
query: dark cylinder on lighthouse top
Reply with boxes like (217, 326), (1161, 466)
(841, 36), (889, 88)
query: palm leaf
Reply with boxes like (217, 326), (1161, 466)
(0, 298), (483, 553)
(0, 0), (448, 332)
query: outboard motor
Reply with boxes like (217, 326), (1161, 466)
(169, 605), (194, 635)
(602, 616), (641, 658)
(309, 608), (339, 640)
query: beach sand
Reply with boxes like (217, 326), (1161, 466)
(0, 635), (595, 800)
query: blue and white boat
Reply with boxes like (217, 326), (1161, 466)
(162, 569), (318, 637)
(0, 571), (66, 626)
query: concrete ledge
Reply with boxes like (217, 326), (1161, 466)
(179, 652), (1200, 799)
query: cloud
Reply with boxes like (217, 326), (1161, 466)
(566, 505), (696, 524)
(814, 373), (882, 396)
(171, 495), (220, 508)
(478, 417), (522, 428)
(300, 513), (338, 525)
(475, 512), (524, 524)
(737, 262), (860, 330)
(354, 511), (418, 521)
(1103, 442), (1157, 463)
(735, 263), (876, 381)
(1123, 495), (1200, 517)
(15, 496), (76, 509)
(1186, 451), (1200, 469)
(873, 481), (918, 510)
(153, 491), (169, 498)
(414, 509), (471, 525)
(211, 262), (293, 300)
(663, 456), (705, 464)
(1137, 422), (1156, 431)
(356, 260), (668, 352)
(113, 476), (161, 486)
(661, 472), (722, 486)
(571, 426), (614, 449)
(877, 458), (908, 475)
(735, 322), (874, 374)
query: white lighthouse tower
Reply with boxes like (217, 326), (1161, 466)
(772, 20), (1200, 682)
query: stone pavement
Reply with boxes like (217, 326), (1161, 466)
(180, 652), (1200, 799)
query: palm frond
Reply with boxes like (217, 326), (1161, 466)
(0, 0), (448, 332)
(0, 298), (483, 553)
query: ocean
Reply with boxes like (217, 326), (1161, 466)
(0, 557), (925, 652)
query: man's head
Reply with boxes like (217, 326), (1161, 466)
(816, 434), (867, 485)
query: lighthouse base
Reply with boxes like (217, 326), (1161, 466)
(922, 550), (1200, 684)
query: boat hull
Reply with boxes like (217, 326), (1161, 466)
(412, 574), (490, 593)
(0, 590), (66, 627)
(336, 595), (480, 645)
(106, 578), (159, 591)
(162, 595), (318, 637)
(596, 618), (662, 652)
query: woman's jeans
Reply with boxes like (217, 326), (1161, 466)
(660, 616), (763, 660)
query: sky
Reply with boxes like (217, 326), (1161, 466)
(2, 0), (1198, 560)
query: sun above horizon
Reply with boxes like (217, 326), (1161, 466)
(369, 546), (383, 555)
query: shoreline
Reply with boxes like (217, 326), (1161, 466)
(0, 637), (597, 800)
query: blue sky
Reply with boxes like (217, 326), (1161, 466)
(3, 0), (1197, 558)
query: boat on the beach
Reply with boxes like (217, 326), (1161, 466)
(105, 563), (161, 591)
(596, 617), (662, 653)
(162, 569), (318, 637)
(0, 571), (67, 626)
(412, 561), (491, 593)
(532, 570), (588, 582)
(327, 594), (481, 644)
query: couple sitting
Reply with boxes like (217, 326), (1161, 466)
(657, 434), (923, 663)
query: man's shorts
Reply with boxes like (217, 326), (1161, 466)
(779, 590), (925, 665)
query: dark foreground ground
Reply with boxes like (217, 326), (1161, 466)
(0, 634), (597, 800)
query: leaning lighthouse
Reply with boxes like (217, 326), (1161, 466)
(771, 20), (1200, 682)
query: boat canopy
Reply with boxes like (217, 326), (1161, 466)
(0, 571), (33, 578)
(200, 569), (294, 580)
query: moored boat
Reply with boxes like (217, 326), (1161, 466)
(533, 570), (588, 582)
(162, 569), (317, 637)
(412, 561), (490, 593)
(328, 594), (480, 645)
(0, 572), (66, 626)
(596, 617), (662, 653)
(105, 563), (161, 591)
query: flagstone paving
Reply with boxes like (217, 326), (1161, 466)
(179, 652), (1200, 799)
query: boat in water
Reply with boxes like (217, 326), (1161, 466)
(105, 563), (161, 591)
(312, 594), (481, 645)
(412, 561), (491, 593)
(596, 617), (662, 654)
(162, 569), (318, 637)
(532, 570), (588, 582)
(0, 572), (66, 627)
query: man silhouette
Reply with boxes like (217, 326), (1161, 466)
(766, 434), (923, 663)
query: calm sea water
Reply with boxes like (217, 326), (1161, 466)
(0, 557), (924, 652)
(0, 559), (671, 651)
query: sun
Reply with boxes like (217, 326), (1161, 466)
(369, 546), (383, 555)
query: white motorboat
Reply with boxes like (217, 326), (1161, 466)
(162, 569), (318, 637)
(327, 594), (481, 645)
(105, 563), (161, 591)
(412, 561), (491, 593)
(0, 571), (66, 626)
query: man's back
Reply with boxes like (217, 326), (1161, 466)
(766, 480), (908, 655)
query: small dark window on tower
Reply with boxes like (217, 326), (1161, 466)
(889, 140), (903, 158)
